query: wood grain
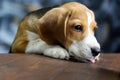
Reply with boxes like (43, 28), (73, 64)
(0, 54), (119, 80)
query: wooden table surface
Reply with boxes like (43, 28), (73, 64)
(0, 54), (120, 80)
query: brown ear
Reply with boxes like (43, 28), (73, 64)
(36, 7), (71, 46)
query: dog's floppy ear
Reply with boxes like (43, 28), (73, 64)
(36, 7), (71, 46)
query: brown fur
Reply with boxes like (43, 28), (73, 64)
(11, 2), (97, 53)
(11, 6), (58, 53)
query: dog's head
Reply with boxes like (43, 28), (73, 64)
(37, 2), (100, 63)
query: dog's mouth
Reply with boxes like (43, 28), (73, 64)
(70, 53), (99, 63)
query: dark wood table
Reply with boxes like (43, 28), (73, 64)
(0, 53), (120, 80)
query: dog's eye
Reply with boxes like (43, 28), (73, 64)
(74, 25), (82, 32)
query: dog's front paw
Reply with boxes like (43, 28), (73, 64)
(43, 46), (69, 60)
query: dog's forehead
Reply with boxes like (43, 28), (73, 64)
(64, 5), (94, 21)
(72, 9), (96, 27)
(71, 10), (88, 19)
(68, 10), (94, 27)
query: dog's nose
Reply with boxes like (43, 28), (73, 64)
(91, 48), (101, 57)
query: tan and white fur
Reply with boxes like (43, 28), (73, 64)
(11, 2), (100, 63)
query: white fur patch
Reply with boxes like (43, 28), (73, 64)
(25, 31), (69, 59)
(87, 12), (92, 27)
(82, 34), (100, 49)
(85, 12), (100, 49)
(68, 40), (93, 59)
(26, 31), (51, 53)
(43, 46), (69, 59)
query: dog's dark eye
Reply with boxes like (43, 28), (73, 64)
(74, 25), (82, 32)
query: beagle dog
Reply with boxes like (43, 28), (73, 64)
(11, 2), (101, 63)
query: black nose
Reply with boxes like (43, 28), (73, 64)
(91, 48), (101, 57)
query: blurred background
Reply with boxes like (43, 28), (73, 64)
(0, 0), (120, 53)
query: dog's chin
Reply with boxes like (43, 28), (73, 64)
(70, 53), (99, 63)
